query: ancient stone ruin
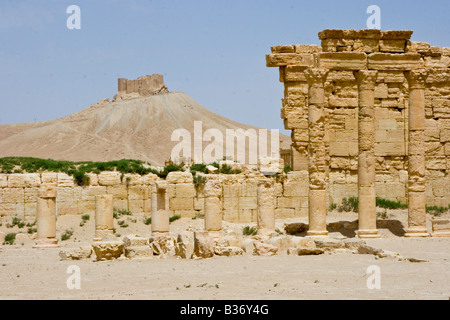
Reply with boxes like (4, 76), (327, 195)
(266, 29), (450, 238)
(1, 29), (449, 262)
(114, 74), (169, 101)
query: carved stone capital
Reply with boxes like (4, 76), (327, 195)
(304, 68), (329, 86)
(354, 70), (378, 90)
(406, 69), (428, 90)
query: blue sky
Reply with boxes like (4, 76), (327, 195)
(0, 0), (449, 134)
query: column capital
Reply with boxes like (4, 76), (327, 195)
(406, 69), (428, 89)
(354, 70), (378, 90)
(304, 68), (329, 86)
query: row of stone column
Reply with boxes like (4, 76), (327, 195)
(303, 67), (429, 238)
(32, 178), (278, 248)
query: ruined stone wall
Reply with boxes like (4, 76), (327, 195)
(267, 29), (449, 207)
(0, 171), (308, 222)
(115, 74), (168, 100)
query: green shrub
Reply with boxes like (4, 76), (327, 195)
(61, 229), (74, 241)
(190, 163), (208, 174)
(243, 226), (258, 236)
(27, 227), (37, 234)
(169, 214), (181, 223)
(73, 170), (90, 186)
(426, 205), (449, 217)
(81, 214), (90, 221)
(284, 165), (292, 174)
(337, 197), (358, 212)
(219, 164), (241, 174)
(143, 217), (152, 225)
(113, 208), (133, 219)
(193, 174), (207, 189)
(376, 198), (407, 210)
(3, 233), (16, 245)
(158, 163), (184, 179)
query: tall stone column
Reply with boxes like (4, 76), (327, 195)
(405, 69), (429, 237)
(355, 70), (380, 238)
(33, 184), (59, 248)
(304, 68), (329, 237)
(151, 181), (169, 235)
(94, 195), (114, 241)
(204, 178), (223, 239)
(257, 179), (275, 236)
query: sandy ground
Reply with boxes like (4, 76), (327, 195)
(0, 209), (449, 300)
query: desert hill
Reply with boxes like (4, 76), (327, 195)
(0, 88), (290, 166)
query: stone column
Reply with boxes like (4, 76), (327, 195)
(355, 70), (380, 238)
(33, 184), (58, 248)
(405, 69), (429, 237)
(304, 68), (329, 237)
(257, 179), (275, 236)
(151, 181), (169, 234)
(94, 195), (114, 241)
(203, 178), (223, 239)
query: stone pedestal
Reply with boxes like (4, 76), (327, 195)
(305, 68), (329, 237)
(151, 182), (169, 234)
(355, 70), (380, 238)
(204, 179), (223, 233)
(257, 179), (275, 236)
(94, 195), (114, 241)
(33, 184), (59, 248)
(405, 70), (429, 237)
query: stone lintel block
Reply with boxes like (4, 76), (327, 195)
(367, 53), (422, 70)
(271, 45), (295, 53)
(266, 53), (315, 68)
(318, 29), (381, 40)
(318, 52), (367, 70)
(381, 30), (413, 40)
(284, 65), (308, 82)
(294, 44), (322, 54)
(379, 40), (407, 53)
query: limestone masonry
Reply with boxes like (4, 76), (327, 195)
(266, 29), (449, 238)
(114, 74), (169, 101)
(0, 29), (448, 245)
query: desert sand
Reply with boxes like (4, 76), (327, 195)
(0, 209), (449, 300)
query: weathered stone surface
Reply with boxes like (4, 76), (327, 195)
(213, 246), (244, 256)
(59, 247), (93, 260)
(253, 241), (278, 256)
(123, 234), (148, 247)
(175, 232), (194, 259)
(284, 222), (307, 235)
(124, 246), (153, 259)
(166, 172), (193, 184)
(92, 241), (124, 261)
(194, 231), (214, 259)
(318, 52), (367, 70)
(266, 53), (314, 67)
(149, 234), (176, 256)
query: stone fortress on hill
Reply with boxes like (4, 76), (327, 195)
(114, 74), (169, 101)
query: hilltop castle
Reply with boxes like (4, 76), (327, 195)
(114, 74), (169, 101)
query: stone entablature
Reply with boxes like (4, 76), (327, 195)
(266, 29), (449, 237)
